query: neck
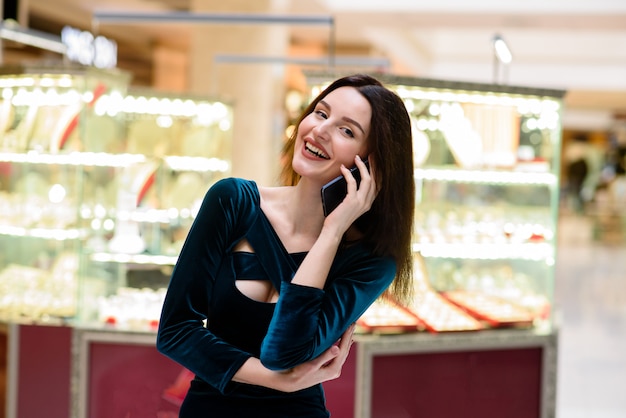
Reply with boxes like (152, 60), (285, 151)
(287, 179), (326, 235)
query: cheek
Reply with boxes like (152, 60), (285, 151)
(298, 114), (315, 133)
(335, 140), (368, 163)
(357, 139), (371, 159)
(293, 125), (307, 149)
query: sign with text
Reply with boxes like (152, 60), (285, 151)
(61, 26), (117, 69)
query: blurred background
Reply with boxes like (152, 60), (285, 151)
(0, 1), (624, 417)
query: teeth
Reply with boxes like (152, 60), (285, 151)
(306, 142), (329, 159)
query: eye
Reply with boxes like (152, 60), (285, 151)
(341, 127), (355, 138)
(314, 109), (328, 119)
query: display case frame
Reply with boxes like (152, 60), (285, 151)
(71, 328), (183, 418)
(353, 327), (558, 418)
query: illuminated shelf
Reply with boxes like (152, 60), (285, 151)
(0, 225), (84, 240)
(163, 155), (229, 173)
(414, 167), (557, 186)
(0, 151), (146, 167)
(90, 252), (178, 265)
(413, 242), (555, 263)
(0, 151), (230, 173)
(81, 208), (196, 226)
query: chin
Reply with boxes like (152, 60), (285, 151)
(290, 162), (312, 182)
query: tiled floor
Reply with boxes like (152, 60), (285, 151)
(555, 214), (626, 418)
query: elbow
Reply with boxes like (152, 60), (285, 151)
(259, 352), (301, 371)
(156, 324), (176, 358)
(155, 331), (169, 356)
(259, 341), (314, 371)
(156, 332), (165, 351)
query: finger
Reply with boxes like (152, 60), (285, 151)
(355, 155), (368, 174)
(341, 163), (358, 194)
(315, 343), (340, 367)
(352, 160), (376, 210)
(355, 155), (371, 186)
(331, 327), (355, 370)
(338, 323), (356, 351)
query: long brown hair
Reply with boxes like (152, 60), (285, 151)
(280, 74), (415, 304)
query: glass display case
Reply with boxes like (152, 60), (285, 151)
(306, 72), (565, 333)
(75, 88), (233, 329)
(0, 64), (234, 328)
(0, 63), (130, 323)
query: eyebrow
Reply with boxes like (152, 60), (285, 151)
(319, 99), (366, 135)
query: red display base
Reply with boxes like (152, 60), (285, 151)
(0, 326), (6, 418)
(323, 348), (357, 417)
(82, 331), (358, 418)
(371, 348), (542, 418)
(86, 339), (183, 418)
(16, 324), (72, 418)
(74, 328), (556, 418)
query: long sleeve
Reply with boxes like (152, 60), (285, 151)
(259, 248), (396, 370)
(156, 178), (253, 394)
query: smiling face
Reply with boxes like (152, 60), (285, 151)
(292, 86), (372, 185)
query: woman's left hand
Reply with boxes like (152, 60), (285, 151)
(277, 323), (356, 392)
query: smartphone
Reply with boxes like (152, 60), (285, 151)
(321, 159), (370, 217)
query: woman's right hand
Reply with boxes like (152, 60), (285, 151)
(278, 323), (356, 392)
(323, 156), (378, 237)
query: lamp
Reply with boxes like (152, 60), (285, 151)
(493, 34), (512, 64)
(492, 33), (512, 84)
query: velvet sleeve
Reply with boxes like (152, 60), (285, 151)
(259, 250), (396, 370)
(156, 178), (252, 394)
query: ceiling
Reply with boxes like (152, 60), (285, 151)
(9, 0), (626, 131)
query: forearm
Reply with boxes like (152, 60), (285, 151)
(232, 357), (317, 393)
(290, 225), (342, 289)
(232, 357), (290, 391)
(261, 231), (394, 370)
(291, 156), (375, 290)
(234, 332), (349, 393)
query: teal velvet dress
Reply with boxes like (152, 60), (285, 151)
(157, 178), (396, 417)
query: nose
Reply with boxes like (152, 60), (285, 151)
(312, 119), (330, 142)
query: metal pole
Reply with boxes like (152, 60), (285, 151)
(328, 17), (336, 69)
(91, 11), (334, 27)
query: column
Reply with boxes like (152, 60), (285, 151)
(188, 0), (290, 185)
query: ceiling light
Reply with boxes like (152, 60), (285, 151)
(493, 34), (512, 64)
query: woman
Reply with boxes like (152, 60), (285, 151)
(157, 74), (415, 417)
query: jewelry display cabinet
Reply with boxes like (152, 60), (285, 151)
(0, 63), (130, 418)
(307, 71), (564, 418)
(0, 63), (234, 418)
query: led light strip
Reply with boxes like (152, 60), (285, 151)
(414, 168), (556, 186)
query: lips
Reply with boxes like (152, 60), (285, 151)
(305, 141), (330, 159)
